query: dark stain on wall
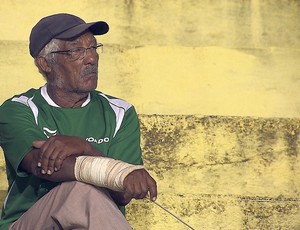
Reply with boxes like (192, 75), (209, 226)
(139, 115), (300, 172)
(129, 115), (300, 229)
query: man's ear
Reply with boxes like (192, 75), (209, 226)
(36, 56), (51, 73)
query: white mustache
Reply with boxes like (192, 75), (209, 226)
(81, 66), (98, 77)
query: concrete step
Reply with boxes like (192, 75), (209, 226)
(126, 115), (300, 229)
(1, 115), (300, 229)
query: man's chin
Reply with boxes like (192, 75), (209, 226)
(83, 75), (98, 90)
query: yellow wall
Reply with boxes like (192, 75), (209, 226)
(1, 0), (300, 118)
(0, 1), (300, 229)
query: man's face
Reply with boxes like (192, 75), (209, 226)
(49, 32), (99, 94)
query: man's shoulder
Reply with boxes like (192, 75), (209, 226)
(0, 88), (41, 122)
(1, 88), (40, 108)
(91, 90), (133, 112)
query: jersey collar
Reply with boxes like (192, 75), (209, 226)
(41, 84), (91, 108)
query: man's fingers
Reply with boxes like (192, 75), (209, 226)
(32, 140), (46, 168)
(40, 144), (56, 174)
(54, 153), (67, 171)
(32, 140), (46, 149)
(46, 149), (63, 174)
(138, 179), (150, 199)
(125, 182), (147, 200)
(123, 179), (135, 197)
(146, 176), (157, 201)
(37, 140), (52, 167)
(123, 169), (158, 201)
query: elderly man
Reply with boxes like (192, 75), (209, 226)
(0, 13), (157, 230)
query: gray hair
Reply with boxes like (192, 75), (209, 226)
(34, 39), (61, 78)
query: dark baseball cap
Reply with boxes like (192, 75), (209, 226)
(29, 13), (109, 57)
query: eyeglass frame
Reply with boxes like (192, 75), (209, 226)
(49, 43), (103, 61)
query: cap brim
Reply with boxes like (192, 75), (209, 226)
(55, 21), (109, 39)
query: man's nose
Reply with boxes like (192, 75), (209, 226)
(83, 48), (99, 64)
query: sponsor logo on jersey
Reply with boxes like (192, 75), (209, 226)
(43, 127), (58, 138)
(86, 136), (110, 144)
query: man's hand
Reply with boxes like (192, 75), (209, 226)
(33, 135), (94, 175)
(110, 168), (157, 205)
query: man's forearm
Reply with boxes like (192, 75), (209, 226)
(21, 148), (77, 182)
(21, 147), (157, 202)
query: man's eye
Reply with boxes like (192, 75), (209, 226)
(70, 48), (82, 54)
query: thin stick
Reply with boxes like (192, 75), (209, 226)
(149, 199), (196, 230)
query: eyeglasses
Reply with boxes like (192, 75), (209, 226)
(49, 43), (103, 61)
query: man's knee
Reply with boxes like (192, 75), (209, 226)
(59, 181), (91, 190)
(57, 181), (111, 200)
(57, 181), (95, 192)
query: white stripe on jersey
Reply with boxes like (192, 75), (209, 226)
(99, 93), (132, 137)
(11, 90), (132, 138)
(12, 96), (39, 125)
(41, 85), (91, 108)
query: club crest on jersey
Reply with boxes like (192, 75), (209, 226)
(43, 127), (58, 138)
(86, 136), (110, 144)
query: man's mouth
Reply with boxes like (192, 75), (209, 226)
(81, 66), (98, 78)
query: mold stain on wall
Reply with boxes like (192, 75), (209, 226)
(125, 115), (300, 229)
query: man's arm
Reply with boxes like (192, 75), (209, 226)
(20, 135), (157, 205)
(32, 135), (102, 175)
(20, 135), (99, 181)
(20, 147), (77, 182)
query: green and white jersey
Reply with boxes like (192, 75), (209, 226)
(0, 85), (143, 229)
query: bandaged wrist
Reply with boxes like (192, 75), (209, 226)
(74, 156), (144, 191)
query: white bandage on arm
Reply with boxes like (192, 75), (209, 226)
(74, 156), (145, 191)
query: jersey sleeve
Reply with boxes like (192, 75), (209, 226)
(107, 106), (143, 165)
(0, 99), (45, 177)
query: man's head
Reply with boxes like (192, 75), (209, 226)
(29, 13), (109, 58)
(30, 14), (109, 104)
